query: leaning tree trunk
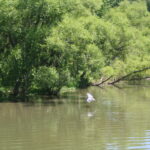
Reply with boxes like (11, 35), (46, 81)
(92, 76), (113, 86)
(92, 67), (150, 86)
(108, 67), (150, 85)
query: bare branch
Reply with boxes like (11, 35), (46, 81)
(92, 76), (113, 86)
(109, 67), (150, 85)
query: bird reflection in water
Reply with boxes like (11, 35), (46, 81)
(87, 111), (96, 117)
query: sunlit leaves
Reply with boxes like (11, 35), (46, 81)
(0, 0), (150, 98)
(33, 66), (59, 94)
(46, 16), (105, 87)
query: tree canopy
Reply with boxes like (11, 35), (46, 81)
(0, 0), (150, 100)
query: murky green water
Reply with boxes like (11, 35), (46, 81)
(1, 85), (150, 150)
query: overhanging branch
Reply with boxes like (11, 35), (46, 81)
(108, 67), (150, 85)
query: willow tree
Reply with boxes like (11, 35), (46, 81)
(0, 0), (80, 97)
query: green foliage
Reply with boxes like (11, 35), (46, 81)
(32, 66), (60, 95)
(101, 66), (114, 77)
(146, 0), (150, 12)
(0, 0), (150, 100)
(97, 0), (124, 17)
(46, 16), (105, 87)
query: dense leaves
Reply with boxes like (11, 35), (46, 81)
(146, 0), (150, 12)
(0, 0), (150, 100)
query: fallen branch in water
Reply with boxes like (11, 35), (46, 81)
(92, 67), (150, 87)
(92, 76), (113, 86)
(108, 67), (150, 85)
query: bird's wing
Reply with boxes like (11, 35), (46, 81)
(87, 93), (93, 98)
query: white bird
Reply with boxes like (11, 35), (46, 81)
(86, 93), (95, 103)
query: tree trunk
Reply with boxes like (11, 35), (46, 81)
(92, 76), (113, 86)
(13, 78), (21, 97)
(108, 67), (150, 85)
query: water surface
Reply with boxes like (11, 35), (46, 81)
(1, 85), (150, 150)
